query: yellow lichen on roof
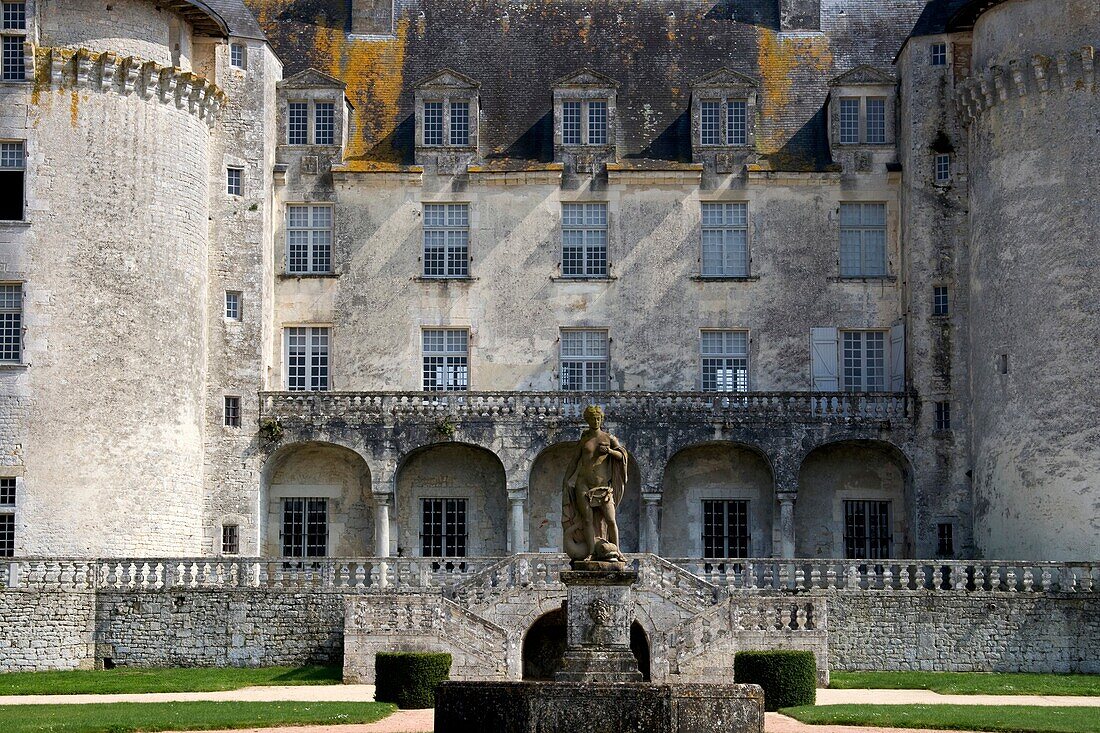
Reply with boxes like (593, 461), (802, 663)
(755, 28), (833, 152)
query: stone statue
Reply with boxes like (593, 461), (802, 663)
(561, 405), (628, 567)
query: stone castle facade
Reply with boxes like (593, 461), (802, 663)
(0, 0), (1097, 573)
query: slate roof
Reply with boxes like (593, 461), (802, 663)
(243, 0), (963, 170)
(202, 0), (267, 40)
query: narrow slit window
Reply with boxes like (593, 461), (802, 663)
(224, 396), (241, 427)
(935, 153), (951, 183)
(937, 523), (954, 557)
(933, 286), (949, 316)
(227, 167), (242, 196)
(225, 290), (242, 321)
(935, 401), (951, 431)
(0, 141), (25, 221)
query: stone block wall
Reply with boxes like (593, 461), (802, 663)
(827, 592), (1100, 674)
(0, 590), (95, 671)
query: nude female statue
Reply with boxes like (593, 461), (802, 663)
(561, 405), (629, 565)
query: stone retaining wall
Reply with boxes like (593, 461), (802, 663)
(0, 590), (96, 671)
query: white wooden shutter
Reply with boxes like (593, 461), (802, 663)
(810, 327), (839, 392)
(889, 321), (906, 392)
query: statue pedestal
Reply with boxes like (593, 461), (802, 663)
(556, 568), (643, 682)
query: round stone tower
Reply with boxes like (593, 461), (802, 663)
(958, 0), (1099, 559)
(15, 0), (227, 554)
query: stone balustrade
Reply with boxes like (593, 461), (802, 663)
(3, 555), (1094, 594)
(259, 390), (913, 427)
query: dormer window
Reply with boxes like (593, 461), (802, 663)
(690, 69), (759, 158)
(277, 69), (353, 153)
(414, 69), (480, 153)
(552, 69), (619, 158)
(828, 67), (896, 149)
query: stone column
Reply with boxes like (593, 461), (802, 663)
(642, 492), (661, 555)
(374, 498), (391, 557)
(508, 490), (527, 554)
(777, 492), (796, 559)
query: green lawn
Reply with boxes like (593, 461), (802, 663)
(830, 671), (1100, 696)
(0, 701), (395, 733)
(782, 704), (1100, 733)
(0, 666), (342, 696)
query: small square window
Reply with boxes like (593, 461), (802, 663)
(937, 522), (954, 557)
(935, 153), (951, 183)
(225, 291), (242, 320)
(0, 476), (14, 506)
(931, 43), (948, 66)
(230, 43), (246, 69)
(227, 167), (243, 196)
(933, 286), (949, 316)
(935, 401), (951, 431)
(224, 396), (241, 427)
(222, 524), (240, 555)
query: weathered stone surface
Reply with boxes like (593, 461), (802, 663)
(435, 681), (765, 733)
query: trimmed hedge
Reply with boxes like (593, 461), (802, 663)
(734, 650), (816, 711)
(374, 652), (452, 709)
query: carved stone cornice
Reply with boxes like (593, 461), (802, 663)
(33, 47), (227, 125)
(956, 45), (1095, 123)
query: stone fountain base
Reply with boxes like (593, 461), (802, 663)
(434, 681), (764, 733)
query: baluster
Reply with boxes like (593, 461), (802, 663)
(1078, 566), (1094, 593)
(846, 564), (859, 590)
(989, 565), (1001, 592)
(882, 564), (893, 590)
(1005, 567), (1018, 592)
(796, 605), (808, 631)
(810, 564), (821, 589)
(952, 564), (967, 591)
(825, 564), (836, 589)
(1022, 567), (1034, 592)
(1041, 567), (1052, 592)
(794, 564), (805, 590)
(899, 564), (911, 590)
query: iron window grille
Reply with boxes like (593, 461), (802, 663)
(702, 499), (749, 558)
(224, 396), (241, 427)
(841, 330), (886, 392)
(287, 102), (309, 145)
(839, 203), (887, 277)
(560, 329), (609, 392)
(423, 204), (469, 278)
(423, 102), (444, 146)
(222, 524), (240, 555)
(0, 283), (21, 362)
(844, 500), (891, 559)
(285, 327), (330, 392)
(935, 401), (951, 431)
(421, 498), (468, 558)
(701, 331), (749, 392)
(314, 103), (335, 145)
(0, 140), (24, 221)
(701, 202), (748, 277)
(281, 498), (328, 558)
(561, 203), (608, 277)
(422, 329), (468, 392)
(286, 204), (333, 274)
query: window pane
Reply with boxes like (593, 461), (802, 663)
(840, 204), (886, 277)
(866, 98), (886, 144)
(700, 101), (720, 146)
(701, 203), (748, 277)
(423, 204), (469, 278)
(0, 513), (13, 557)
(702, 500), (749, 557)
(2, 35), (24, 81)
(423, 102), (443, 146)
(727, 100), (747, 145)
(2, 3), (26, 30)
(561, 330), (608, 391)
(839, 98), (860, 144)
(230, 43), (246, 69)
(0, 141), (23, 169)
(288, 103), (308, 145)
(562, 101), (581, 145)
(562, 203), (607, 277)
(450, 101), (469, 146)
(423, 329), (468, 391)
(0, 283), (21, 362)
(422, 498), (468, 557)
(314, 103), (335, 145)
(587, 101), (607, 145)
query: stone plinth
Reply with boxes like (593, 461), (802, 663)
(435, 681), (765, 733)
(557, 569), (642, 682)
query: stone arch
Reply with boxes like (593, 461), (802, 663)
(261, 441), (374, 557)
(660, 442), (774, 558)
(527, 442), (642, 554)
(394, 442), (508, 557)
(520, 607), (651, 682)
(795, 440), (912, 558)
